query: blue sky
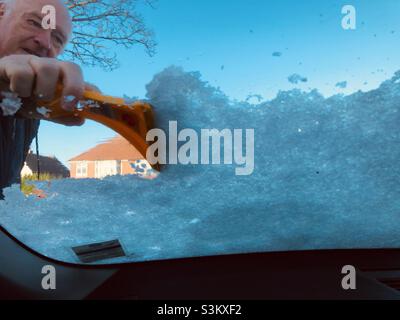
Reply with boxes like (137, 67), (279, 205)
(37, 0), (400, 165)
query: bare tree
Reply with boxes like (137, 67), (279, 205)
(63, 0), (157, 70)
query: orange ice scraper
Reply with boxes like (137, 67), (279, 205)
(36, 85), (159, 171)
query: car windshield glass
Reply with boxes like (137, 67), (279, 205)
(1, 0), (400, 265)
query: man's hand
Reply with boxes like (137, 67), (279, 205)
(0, 54), (85, 126)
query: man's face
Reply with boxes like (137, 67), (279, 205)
(0, 0), (72, 58)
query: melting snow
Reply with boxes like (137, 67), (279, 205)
(36, 106), (52, 118)
(335, 81), (348, 89)
(0, 92), (22, 116)
(288, 74), (308, 84)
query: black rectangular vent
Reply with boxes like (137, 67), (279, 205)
(72, 239), (126, 263)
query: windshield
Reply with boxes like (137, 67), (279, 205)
(1, 0), (399, 265)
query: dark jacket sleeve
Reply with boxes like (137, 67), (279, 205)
(0, 113), (40, 194)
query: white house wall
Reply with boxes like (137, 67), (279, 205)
(94, 160), (121, 179)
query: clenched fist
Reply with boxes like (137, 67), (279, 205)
(0, 54), (85, 126)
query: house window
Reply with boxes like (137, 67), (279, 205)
(116, 160), (121, 175)
(76, 162), (88, 178)
(94, 160), (119, 179)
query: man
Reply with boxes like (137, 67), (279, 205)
(0, 0), (86, 199)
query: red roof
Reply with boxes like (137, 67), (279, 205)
(69, 135), (144, 161)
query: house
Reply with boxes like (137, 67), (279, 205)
(69, 135), (146, 179)
(21, 151), (70, 178)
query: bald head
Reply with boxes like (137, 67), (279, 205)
(0, 0), (72, 58)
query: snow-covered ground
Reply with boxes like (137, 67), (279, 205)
(1, 66), (400, 264)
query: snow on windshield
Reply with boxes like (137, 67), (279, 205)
(1, 66), (400, 264)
